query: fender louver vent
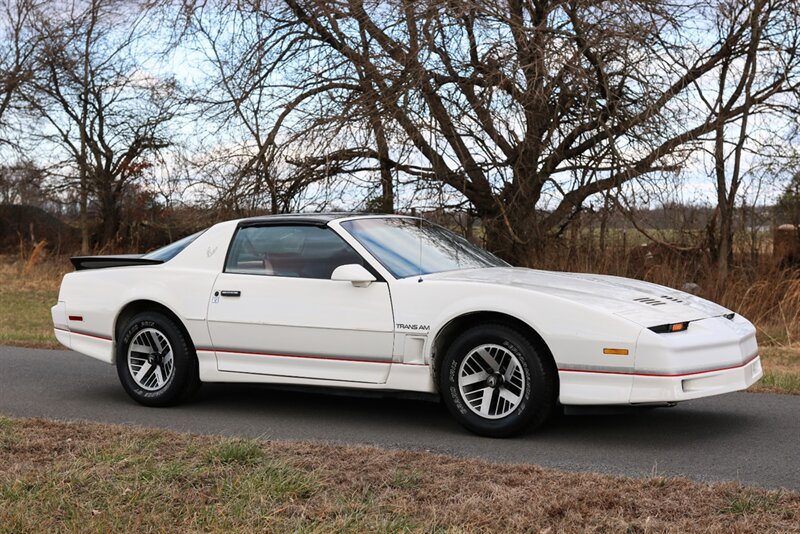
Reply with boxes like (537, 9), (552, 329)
(633, 297), (667, 306)
(660, 295), (684, 303)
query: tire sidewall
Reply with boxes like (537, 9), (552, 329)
(440, 325), (551, 437)
(116, 312), (192, 406)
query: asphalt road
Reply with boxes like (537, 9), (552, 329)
(1, 346), (798, 490)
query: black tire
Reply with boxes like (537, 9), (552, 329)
(116, 311), (200, 407)
(439, 323), (557, 438)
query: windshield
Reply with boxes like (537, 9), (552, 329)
(142, 230), (205, 262)
(341, 217), (507, 278)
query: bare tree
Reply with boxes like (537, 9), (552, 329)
(0, 0), (37, 143)
(203, 0), (800, 264)
(692, 0), (800, 278)
(176, 1), (359, 215)
(19, 0), (180, 251)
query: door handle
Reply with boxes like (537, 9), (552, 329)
(219, 290), (241, 297)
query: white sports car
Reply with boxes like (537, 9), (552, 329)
(51, 213), (762, 437)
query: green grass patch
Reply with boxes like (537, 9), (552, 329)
(0, 289), (59, 348)
(208, 439), (265, 465)
(387, 469), (422, 489)
(218, 460), (318, 501)
(0, 416), (18, 452)
(0, 416), (15, 430)
(752, 345), (800, 395)
(756, 371), (800, 395)
(721, 489), (785, 516)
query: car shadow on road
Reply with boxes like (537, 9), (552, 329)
(542, 404), (755, 447)
(176, 382), (758, 448)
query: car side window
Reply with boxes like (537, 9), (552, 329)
(225, 225), (366, 279)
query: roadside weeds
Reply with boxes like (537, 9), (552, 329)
(0, 416), (798, 532)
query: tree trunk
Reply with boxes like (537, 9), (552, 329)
(97, 180), (121, 247)
(374, 121), (393, 214)
(79, 169), (89, 254)
(481, 189), (543, 267)
(599, 193), (610, 252)
(78, 2), (95, 254)
(713, 123), (733, 280)
(717, 204), (733, 280)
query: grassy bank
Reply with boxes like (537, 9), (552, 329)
(1, 256), (799, 394)
(0, 288), (60, 348)
(0, 257), (65, 349)
(1, 416), (798, 532)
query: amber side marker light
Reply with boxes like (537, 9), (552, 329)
(603, 348), (629, 355)
(649, 321), (690, 334)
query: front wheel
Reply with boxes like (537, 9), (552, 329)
(439, 324), (557, 438)
(116, 312), (200, 407)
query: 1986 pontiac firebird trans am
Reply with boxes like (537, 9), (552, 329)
(52, 213), (762, 437)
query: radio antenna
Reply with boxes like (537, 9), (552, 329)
(418, 218), (424, 283)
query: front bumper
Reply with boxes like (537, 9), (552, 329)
(558, 314), (762, 405)
(558, 354), (762, 405)
(629, 354), (762, 403)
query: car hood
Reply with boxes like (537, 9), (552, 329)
(423, 267), (731, 328)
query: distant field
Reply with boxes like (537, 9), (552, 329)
(1, 416), (798, 532)
(1, 255), (798, 394)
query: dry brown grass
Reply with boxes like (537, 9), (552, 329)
(1, 253), (70, 293)
(1, 416), (798, 533)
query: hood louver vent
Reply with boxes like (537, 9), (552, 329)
(633, 297), (667, 306)
(660, 295), (684, 303)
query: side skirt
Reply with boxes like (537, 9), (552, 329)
(196, 350), (436, 393)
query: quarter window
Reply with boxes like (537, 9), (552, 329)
(225, 225), (365, 279)
(142, 230), (205, 262)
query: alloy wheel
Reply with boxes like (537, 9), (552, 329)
(127, 328), (175, 391)
(457, 343), (526, 419)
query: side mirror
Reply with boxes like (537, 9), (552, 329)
(331, 264), (376, 288)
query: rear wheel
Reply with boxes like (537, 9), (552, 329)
(439, 324), (557, 437)
(116, 312), (200, 406)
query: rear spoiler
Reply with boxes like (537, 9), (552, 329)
(70, 255), (164, 271)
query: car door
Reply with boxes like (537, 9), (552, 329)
(206, 222), (394, 383)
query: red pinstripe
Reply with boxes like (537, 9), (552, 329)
(54, 327), (111, 342)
